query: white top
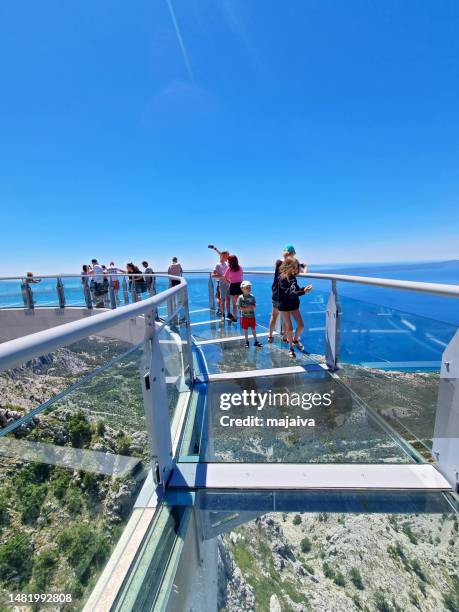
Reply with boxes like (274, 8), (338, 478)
(168, 263), (183, 276)
(214, 262), (228, 281)
(106, 267), (119, 283)
(92, 264), (104, 283)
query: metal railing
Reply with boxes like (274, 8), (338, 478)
(1, 268), (458, 488)
(0, 274), (193, 493)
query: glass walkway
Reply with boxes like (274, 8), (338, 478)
(0, 271), (458, 611)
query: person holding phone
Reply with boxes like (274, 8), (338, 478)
(276, 256), (313, 358)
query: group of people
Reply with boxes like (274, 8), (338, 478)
(81, 257), (183, 308)
(210, 244), (312, 358)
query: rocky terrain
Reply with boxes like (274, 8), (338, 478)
(0, 340), (149, 611)
(218, 511), (459, 612)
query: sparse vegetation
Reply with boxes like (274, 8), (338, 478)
(31, 547), (58, 591)
(293, 514), (302, 526)
(300, 537), (311, 553)
(0, 533), (33, 587)
(350, 567), (364, 590)
(402, 523), (418, 545)
(374, 589), (391, 612)
(68, 410), (92, 448)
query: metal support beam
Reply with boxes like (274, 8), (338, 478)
(122, 276), (129, 305)
(433, 329), (459, 492)
(325, 280), (340, 370)
(56, 277), (66, 309)
(181, 288), (195, 381)
(109, 277), (117, 309)
(208, 274), (215, 311)
(141, 313), (174, 491)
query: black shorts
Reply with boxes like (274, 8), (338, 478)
(229, 282), (242, 296)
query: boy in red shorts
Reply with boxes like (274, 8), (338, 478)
(237, 281), (262, 348)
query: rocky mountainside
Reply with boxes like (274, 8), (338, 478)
(218, 511), (459, 612)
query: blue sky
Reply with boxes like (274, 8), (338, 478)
(1, 0), (458, 274)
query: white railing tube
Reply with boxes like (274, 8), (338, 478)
(0, 275), (187, 372)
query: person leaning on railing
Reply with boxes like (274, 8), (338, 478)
(25, 271), (42, 284)
(168, 257), (183, 287)
(126, 263), (146, 296)
(142, 260), (156, 296)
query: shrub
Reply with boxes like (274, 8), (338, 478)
(115, 432), (131, 455)
(96, 420), (106, 437)
(300, 537), (312, 554)
(333, 571), (346, 587)
(0, 534), (33, 587)
(409, 591), (420, 609)
(0, 490), (9, 529)
(410, 558), (428, 583)
(322, 562), (335, 579)
(443, 589), (459, 612)
(82, 472), (99, 494)
(65, 487), (84, 515)
(18, 483), (47, 524)
(32, 547), (58, 591)
(350, 567), (364, 590)
(58, 523), (109, 581)
(68, 411), (92, 448)
(51, 468), (72, 499)
(293, 514), (302, 526)
(402, 523), (418, 545)
(374, 590), (391, 612)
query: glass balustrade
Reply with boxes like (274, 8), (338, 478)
(0, 271), (457, 612)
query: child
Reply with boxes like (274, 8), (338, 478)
(237, 281), (262, 348)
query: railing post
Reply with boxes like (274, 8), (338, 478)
(130, 280), (139, 303)
(122, 276), (129, 304)
(56, 277), (66, 309)
(432, 329), (459, 492)
(181, 287), (195, 382)
(108, 277), (116, 309)
(142, 312), (174, 490)
(325, 280), (340, 370)
(21, 281), (34, 309)
(208, 273), (215, 311)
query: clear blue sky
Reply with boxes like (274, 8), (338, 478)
(1, 0), (458, 274)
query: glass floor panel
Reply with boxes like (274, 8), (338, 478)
(191, 320), (253, 341)
(166, 493), (458, 612)
(182, 372), (415, 464)
(188, 308), (214, 323)
(169, 488), (458, 514)
(200, 339), (318, 374)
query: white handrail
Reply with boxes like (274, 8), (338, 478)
(1, 270), (458, 297)
(0, 275), (185, 371)
(244, 270), (459, 298)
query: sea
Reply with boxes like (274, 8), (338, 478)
(1, 260), (458, 369)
